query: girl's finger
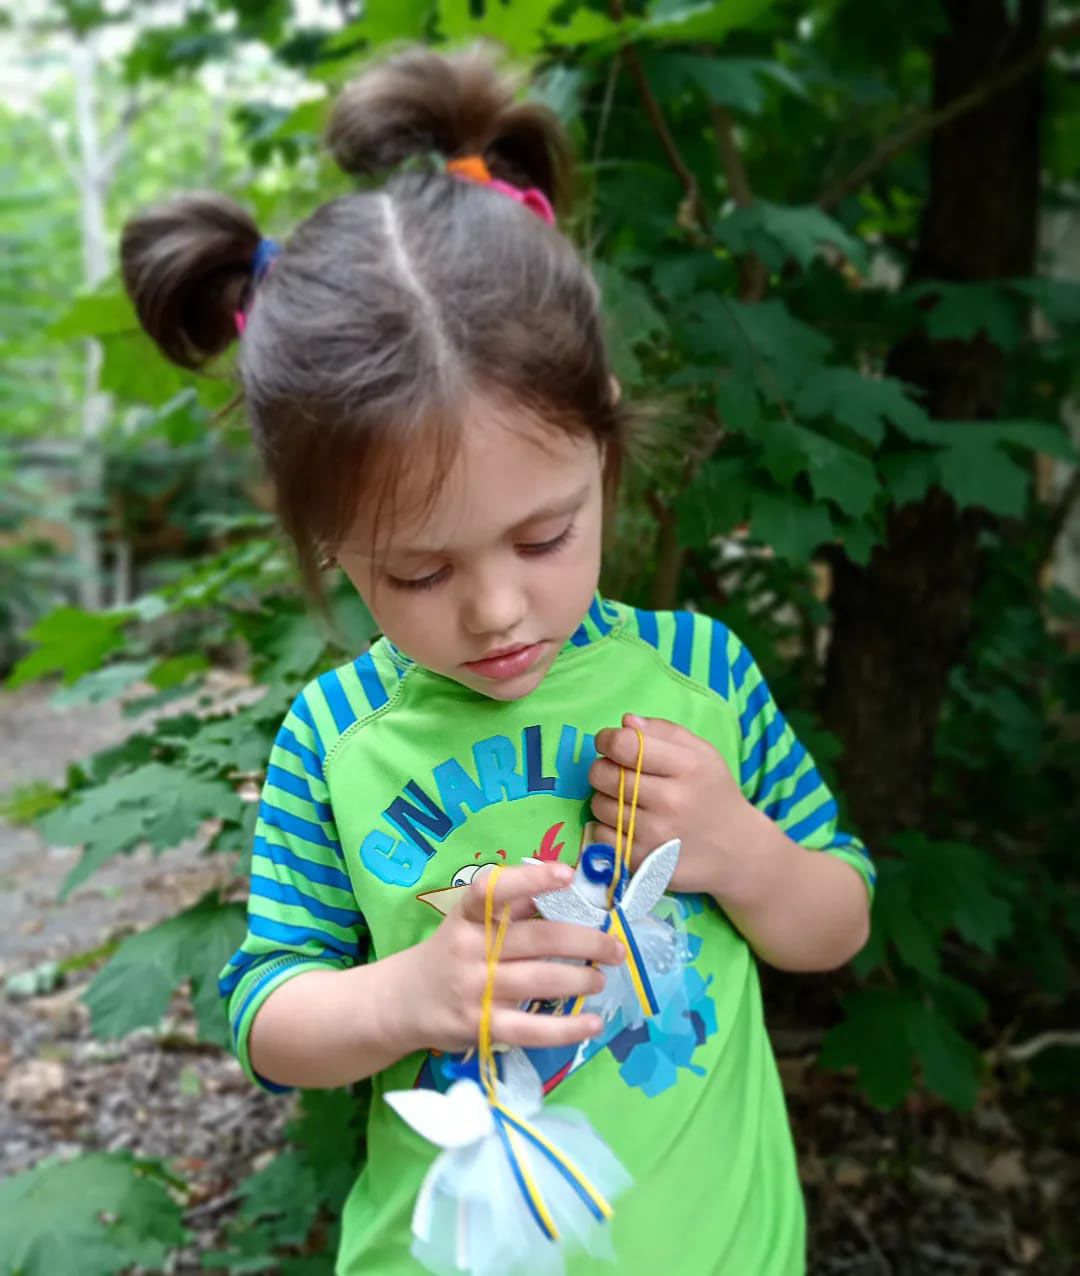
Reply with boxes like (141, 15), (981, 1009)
(593, 726), (686, 776)
(499, 919), (624, 967)
(588, 756), (669, 802)
(489, 1007), (605, 1051)
(494, 960), (606, 1005)
(625, 713), (704, 743)
(590, 788), (664, 834)
(458, 860), (572, 923)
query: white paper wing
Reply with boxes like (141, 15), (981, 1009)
(384, 1079), (492, 1148)
(621, 839), (681, 919)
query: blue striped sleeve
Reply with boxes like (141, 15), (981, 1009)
(732, 636), (875, 897)
(218, 691), (367, 1091)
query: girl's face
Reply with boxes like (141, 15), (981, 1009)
(337, 396), (606, 702)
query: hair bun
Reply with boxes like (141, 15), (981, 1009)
(120, 191), (261, 369)
(325, 45), (570, 208)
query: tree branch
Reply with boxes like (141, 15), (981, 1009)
(99, 91), (164, 187)
(710, 103), (767, 301)
(818, 16), (1080, 210)
(1039, 463), (1080, 581)
(609, 0), (709, 235)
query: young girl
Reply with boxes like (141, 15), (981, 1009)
(122, 46), (873, 1275)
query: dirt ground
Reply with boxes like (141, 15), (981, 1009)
(0, 685), (1076, 1274)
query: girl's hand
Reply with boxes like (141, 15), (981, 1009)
(398, 861), (625, 1054)
(590, 713), (754, 900)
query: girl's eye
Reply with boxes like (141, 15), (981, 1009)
(387, 565), (450, 592)
(518, 524), (575, 556)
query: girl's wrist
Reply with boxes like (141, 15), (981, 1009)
(345, 945), (431, 1062)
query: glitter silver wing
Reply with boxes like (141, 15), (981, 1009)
(533, 882), (607, 928)
(620, 839), (681, 920)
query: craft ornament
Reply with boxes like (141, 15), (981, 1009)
(385, 870), (630, 1275)
(533, 727), (689, 1029)
(534, 837), (688, 1029)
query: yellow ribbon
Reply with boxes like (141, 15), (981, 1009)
(609, 727), (646, 908)
(477, 867), (615, 1240)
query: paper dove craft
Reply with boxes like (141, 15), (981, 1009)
(386, 1048), (630, 1276)
(533, 839), (688, 1028)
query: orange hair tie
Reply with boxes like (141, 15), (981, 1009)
(446, 155), (492, 184)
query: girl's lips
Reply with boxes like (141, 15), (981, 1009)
(463, 642), (546, 681)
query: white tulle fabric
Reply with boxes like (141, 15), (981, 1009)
(385, 1049), (630, 1276)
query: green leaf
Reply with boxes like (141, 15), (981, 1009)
(754, 422), (880, 517)
(50, 661), (154, 706)
(676, 455), (753, 544)
(147, 652), (209, 691)
(437, 0), (562, 54)
(83, 893), (247, 1046)
(48, 291), (136, 341)
(686, 297), (832, 401)
(880, 451), (938, 506)
(794, 369), (934, 446)
(549, 9), (622, 46)
(644, 54), (804, 115)
(639, 0), (776, 44)
(8, 607), (131, 688)
(716, 202), (868, 273)
(937, 444), (1029, 518)
(0, 1152), (186, 1275)
(911, 282), (1024, 350)
(907, 1001), (983, 1110)
(327, 0), (433, 51)
(40, 763), (241, 898)
(820, 987), (917, 1108)
(821, 986), (982, 1110)
(947, 418), (1077, 462)
(889, 832), (1014, 956)
(749, 488), (834, 562)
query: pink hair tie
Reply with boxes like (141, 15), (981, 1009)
(446, 155), (556, 226)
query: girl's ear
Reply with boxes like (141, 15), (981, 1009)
(609, 375), (622, 406)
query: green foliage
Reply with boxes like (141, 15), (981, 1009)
(204, 1090), (366, 1270)
(0, 1152), (187, 1276)
(8, 607), (131, 688)
(83, 892), (247, 1046)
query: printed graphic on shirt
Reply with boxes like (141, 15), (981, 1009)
(412, 828), (717, 1100)
(358, 722), (597, 888)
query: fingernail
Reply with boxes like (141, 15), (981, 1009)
(553, 863), (574, 882)
(612, 941), (626, 962)
(625, 714), (645, 728)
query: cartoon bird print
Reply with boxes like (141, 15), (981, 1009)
(415, 822), (568, 916)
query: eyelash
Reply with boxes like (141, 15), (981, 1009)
(387, 524), (576, 593)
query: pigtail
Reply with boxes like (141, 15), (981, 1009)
(120, 192), (262, 369)
(325, 45), (572, 212)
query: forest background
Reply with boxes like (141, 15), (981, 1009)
(0, 0), (1078, 1272)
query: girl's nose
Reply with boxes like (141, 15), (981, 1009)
(461, 571), (527, 637)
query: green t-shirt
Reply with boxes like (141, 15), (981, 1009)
(220, 596), (875, 1275)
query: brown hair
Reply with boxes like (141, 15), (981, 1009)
(120, 46), (627, 595)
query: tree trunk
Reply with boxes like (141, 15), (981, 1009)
(820, 0), (1045, 851)
(71, 36), (111, 612)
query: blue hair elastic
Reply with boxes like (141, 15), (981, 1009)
(252, 236), (281, 283)
(235, 238), (282, 336)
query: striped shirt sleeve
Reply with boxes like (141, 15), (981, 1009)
(218, 690), (367, 1091)
(730, 634), (876, 898)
